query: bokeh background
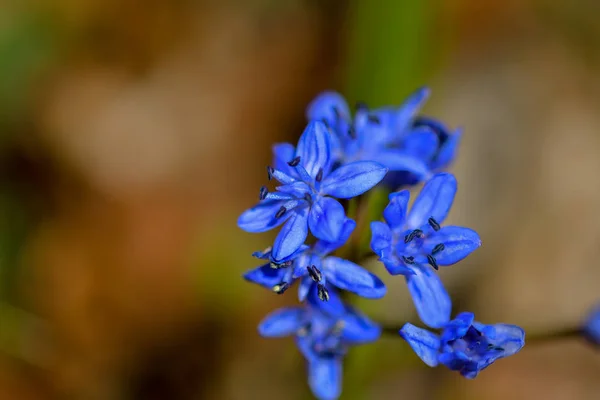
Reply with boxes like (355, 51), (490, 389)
(1, 0), (600, 399)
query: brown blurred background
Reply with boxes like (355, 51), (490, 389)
(1, 0), (600, 399)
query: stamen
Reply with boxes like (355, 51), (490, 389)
(355, 101), (368, 111)
(401, 256), (415, 265)
(272, 282), (290, 294)
(275, 206), (287, 219)
(307, 265), (322, 282)
(270, 259), (293, 269)
(287, 156), (301, 167)
(348, 126), (356, 138)
(321, 118), (330, 128)
(267, 166), (274, 180)
(404, 229), (424, 243)
(317, 284), (330, 302)
(259, 186), (268, 200)
(303, 192), (312, 202)
(428, 217), (441, 231)
(427, 254), (439, 270)
(332, 106), (340, 119)
(432, 243), (445, 255)
(315, 168), (324, 182)
(367, 115), (381, 124)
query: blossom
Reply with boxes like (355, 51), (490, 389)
(238, 121), (388, 262)
(244, 218), (386, 300)
(400, 312), (525, 378)
(370, 173), (481, 328)
(306, 89), (431, 180)
(583, 304), (600, 345)
(258, 288), (380, 400)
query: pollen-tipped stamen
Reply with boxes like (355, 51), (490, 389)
(402, 256), (415, 265)
(432, 243), (445, 255)
(427, 254), (439, 270)
(287, 156), (301, 167)
(317, 284), (329, 302)
(272, 282), (290, 294)
(428, 217), (441, 231)
(275, 206), (287, 219)
(307, 265), (322, 282)
(259, 186), (268, 200)
(315, 168), (324, 182)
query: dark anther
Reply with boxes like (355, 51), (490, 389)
(267, 166), (274, 180)
(348, 126), (356, 138)
(307, 265), (322, 282)
(275, 206), (287, 219)
(315, 168), (324, 182)
(367, 115), (381, 124)
(317, 284), (330, 302)
(259, 186), (268, 200)
(287, 156), (301, 167)
(427, 254), (439, 270)
(432, 243), (445, 255)
(332, 106), (340, 119)
(401, 256), (415, 264)
(428, 217), (441, 231)
(355, 101), (368, 111)
(272, 282), (290, 294)
(271, 259), (293, 269)
(404, 229), (424, 243)
(321, 118), (330, 128)
(303, 192), (312, 202)
(487, 344), (504, 351)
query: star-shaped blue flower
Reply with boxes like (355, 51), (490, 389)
(370, 173), (481, 328)
(238, 121), (388, 262)
(244, 218), (386, 300)
(258, 288), (380, 400)
(583, 304), (600, 345)
(400, 312), (525, 379)
(306, 89), (431, 181)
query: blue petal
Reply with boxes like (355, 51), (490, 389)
(584, 305), (600, 345)
(399, 323), (440, 367)
(323, 257), (386, 299)
(371, 150), (430, 179)
(308, 197), (346, 242)
(432, 128), (462, 170)
(406, 173), (457, 229)
(403, 127), (439, 161)
(272, 208), (309, 261)
(296, 121), (332, 179)
(440, 312), (475, 343)
(370, 221), (392, 255)
(273, 142), (298, 177)
(438, 350), (469, 371)
(258, 307), (303, 337)
(298, 276), (313, 301)
(423, 226), (481, 266)
(314, 218), (356, 256)
(379, 256), (415, 276)
(383, 190), (410, 230)
(320, 161), (388, 199)
(341, 306), (381, 344)
(306, 91), (350, 126)
(307, 284), (345, 318)
(243, 264), (288, 289)
(308, 357), (342, 400)
(238, 200), (288, 232)
(489, 323), (526, 357)
(406, 266), (452, 328)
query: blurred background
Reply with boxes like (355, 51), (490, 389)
(1, 0), (600, 399)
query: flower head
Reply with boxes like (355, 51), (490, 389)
(583, 304), (600, 345)
(238, 121), (388, 262)
(258, 289), (380, 400)
(400, 312), (525, 379)
(244, 218), (386, 300)
(370, 173), (481, 328)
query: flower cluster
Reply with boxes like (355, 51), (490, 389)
(238, 88), (525, 399)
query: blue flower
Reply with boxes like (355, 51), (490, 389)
(370, 173), (481, 328)
(244, 218), (386, 300)
(400, 312), (525, 379)
(238, 121), (388, 262)
(583, 304), (600, 345)
(258, 288), (380, 400)
(306, 89), (431, 181)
